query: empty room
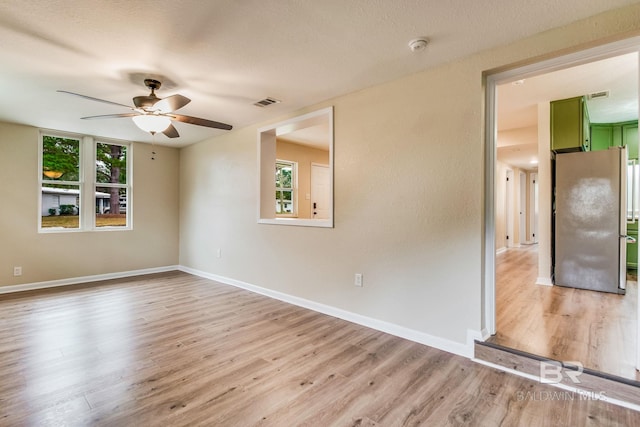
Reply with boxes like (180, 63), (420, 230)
(2, 1), (640, 425)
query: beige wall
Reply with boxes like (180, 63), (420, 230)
(276, 140), (330, 219)
(179, 4), (640, 345)
(0, 121), (180, 286)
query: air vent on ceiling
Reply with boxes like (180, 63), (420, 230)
(587, 90), (609, 100)
(253, 97), (282, 107)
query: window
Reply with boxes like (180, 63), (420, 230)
(41, 135), (81, 229)
(276, 160), (296, 216)
(39, 132), (132, 232)
(96, 142), (129, 228)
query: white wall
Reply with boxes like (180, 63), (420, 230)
(537, 102), (553, 283)
(496, 125), (539, 248)
(179, 4), (640, 348)
(495, 162), (529, 250)
(0, 122), (180, 286)
(498, 126), (538, 147)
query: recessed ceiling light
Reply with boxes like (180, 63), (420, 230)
(512, 79), (525, 86)
(530, 159), (538, 164)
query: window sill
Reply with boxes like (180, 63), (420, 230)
(38, 226), (132, 234)
(258, 218), (333, 228)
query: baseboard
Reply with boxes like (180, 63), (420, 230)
(536, 276), (553, 286)
(0, 265), (179, 294)
(179, 265), (479, 359)
(496, 247), (507, 255)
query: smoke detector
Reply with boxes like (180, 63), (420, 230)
(408, 38), (429, 52)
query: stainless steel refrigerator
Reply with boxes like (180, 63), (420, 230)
(554, 147), (627, 294)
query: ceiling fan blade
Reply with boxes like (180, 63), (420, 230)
(162, 123), (180, 138)
(152, 94), (191, 113)
(81, 113), (140, 120)
(171, 114), (232, 131)
(58, 90), (133, 109)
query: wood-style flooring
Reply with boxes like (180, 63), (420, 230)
(490, 245), (639, 382)
(1, 271), (639, 426)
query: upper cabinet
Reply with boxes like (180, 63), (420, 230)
(551, 95), (638, 160)
(550, 96), (590, 153)
(590, 124), (615, 151)
(623, 122), (638, 160)
(590, 120), (638, 160)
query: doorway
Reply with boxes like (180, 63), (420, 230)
(530, 172), (538, 243)
(519, 171), (527, 244)
(310, 163), (330, 219)
(484, 37), (640, 380)
(505, 169), (514, 247)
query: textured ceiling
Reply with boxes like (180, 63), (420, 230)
(497, 53), (638, 170)
(0, 0), (637, 146)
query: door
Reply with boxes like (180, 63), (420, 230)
(505, 169), (514, 247)
(311, 164), (330, 219)
(519, 171), (527, 244)
(530, 173), (539, 243)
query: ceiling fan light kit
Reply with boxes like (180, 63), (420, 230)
(132, 114), (172, 134)
(59, 78), (233, 139)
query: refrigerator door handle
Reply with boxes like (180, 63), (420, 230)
(620, 235), (628, 291)
(627, 159), (637, 223)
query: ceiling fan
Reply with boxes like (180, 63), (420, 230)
(58, 79), (232, 138)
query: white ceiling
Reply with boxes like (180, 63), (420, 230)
(0, 0), (637, 146)
(497, 52), (639, 170)
(279, 123), (331, 151)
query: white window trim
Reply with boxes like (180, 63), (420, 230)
(275, 159), (298, 218)
(38, 131), (133, 233)
(94, 140), (133, 231)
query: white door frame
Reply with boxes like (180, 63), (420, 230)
(505, 169), (514, 247)
(519, 171), (527, 245)
(529, 172), (538, 243)
(483, 37), (640, 336)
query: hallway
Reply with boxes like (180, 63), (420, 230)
(490, 245), (639, 381)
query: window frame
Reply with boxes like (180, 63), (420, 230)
(94, 140), (133, 230)
(38, 131), (133, 233)
(275, 159), (297, 217)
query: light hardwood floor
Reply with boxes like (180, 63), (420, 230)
(491, 245), (639, 382)
(1, 271), (639, 426)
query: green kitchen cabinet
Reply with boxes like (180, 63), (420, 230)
(623, 122), (638, 160)
(590, 124), (614, 151)
(590, 121), (638, 159)
(551, 96), (591, 152)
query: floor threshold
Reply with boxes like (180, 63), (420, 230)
(474, 340), (640, 407)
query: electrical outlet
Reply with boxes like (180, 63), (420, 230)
(216, 248), (222, 258)
(13, 266), (22, 276)
(354, 273), (363, 287)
